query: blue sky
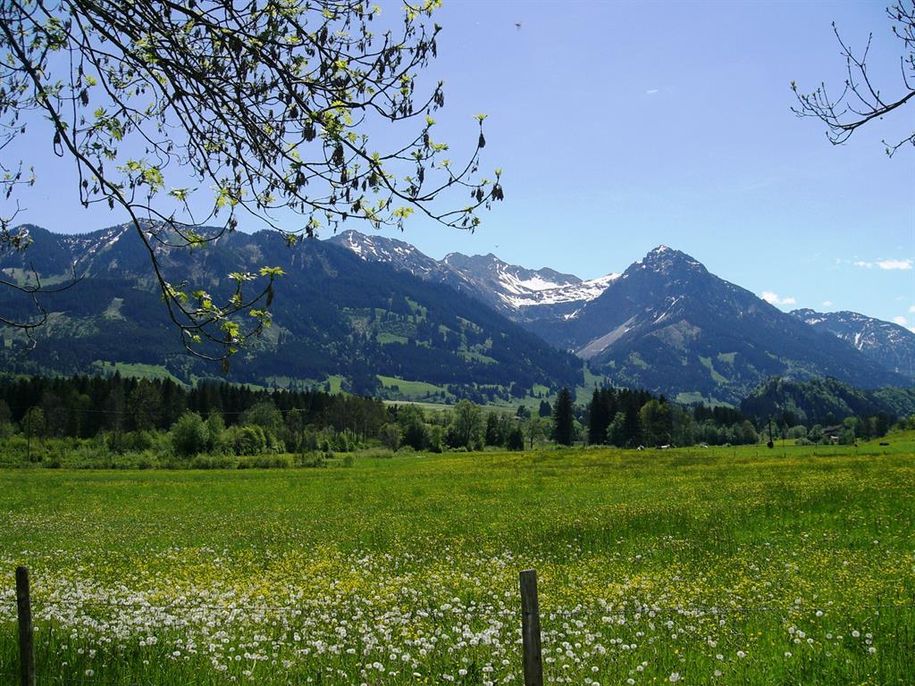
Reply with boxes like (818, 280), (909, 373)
(7, 0), (914, 326)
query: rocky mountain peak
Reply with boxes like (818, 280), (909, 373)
(327, 229), (438, 276)
(631, 245), (707, 276)
(789, 308), (915, 379)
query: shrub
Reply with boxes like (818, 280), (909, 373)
(170, 412), (209, 458)
(427, 425), (444, 453)
(190, 454), (239, 469)
(379, 423), (402, 452)
(136, 453), (160, 470)
(506, 427), (525, 451)
(787, 425), (808, 440)
(237, 454), (294, 469)
(297, 451), (328, 467)
(106, 430), (157, 454)
(231, 424), (268, 455)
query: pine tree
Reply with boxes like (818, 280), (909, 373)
(552, 388), (575, 446)
(587, 388), (618, 445)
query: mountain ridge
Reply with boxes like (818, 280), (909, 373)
(534, 244), (907, 403)
(0, 225), (584, 401)
(2, 225), (909, 404)
(790, 308), (915, 380)
(328, 229), (619, 322)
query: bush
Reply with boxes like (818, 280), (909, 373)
(427, 425), (444, 453)
(230, 424), (268, 455)
(358, 447), (395, 459)
(297, 451), (327, 468)
(506, 427), (525, 451)
(237, 454), (294, 469)
(106, 430), (156, 454)
(136, 453), (160, 470)
(787, 425), (808, 440)
(190, 454), (239, 469)
(170, 412), (209, 457)
(379, 423), (401, 452)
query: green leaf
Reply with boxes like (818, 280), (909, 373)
(259, 266), (286, 278)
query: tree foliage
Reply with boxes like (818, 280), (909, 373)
(792, 1), (915, 156)
(551, 387), (573, 446)
(0, 0), (502, 358)
(170, 411), (208, 457)
(448, 398), (482, 450)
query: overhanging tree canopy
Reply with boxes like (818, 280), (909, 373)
(0, 0), (502, 361)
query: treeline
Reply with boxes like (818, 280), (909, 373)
(373, 388), (761, 452)
(584, 384), (905, 448)
(1, 375), (907, 469)
(0, 374), (540, 466)
(0, 374), (388, 442)
(739, 377), (914, 434)
(585, 387), (759, 447)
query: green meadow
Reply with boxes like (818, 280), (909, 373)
(1, 437), (914, 684)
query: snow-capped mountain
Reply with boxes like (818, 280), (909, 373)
(328, 229), (441, 277)
(0, 225), (584, 395)
(4, 224), (910, 404)
(438, 252), (619, 318)
(535, 246), (908, 403)
(327, 230), (618, 322)
(791, 308), (915, 380)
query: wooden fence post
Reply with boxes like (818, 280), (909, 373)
(16, 566), (35, 686)
(519, 569), (543, 686)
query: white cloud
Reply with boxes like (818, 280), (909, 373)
(854, 258), (913, 270)
(893, 315), (908, 326)
(878, 259), (913, 270)
(909, 305), (915, 313)
(761, 291), (797, 306)
(822, 300), (833, 307)
(645, 88), (659, 95)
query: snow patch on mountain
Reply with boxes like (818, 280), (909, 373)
(498, 273), (620, 310)
(330, 230), (439, 277)
(791, 308), (915, 379)
(329, 230), (619, 318)
(61, 224), (132, 268)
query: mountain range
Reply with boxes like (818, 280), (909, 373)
(790, 308), (915, 380)
(331, 230), (913, 403)
(0, 225), (582, 402)
(328, 230), (617, 323)
(1, 224), (912, 405)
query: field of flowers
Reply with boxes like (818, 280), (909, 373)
(1, 437), (914, 685)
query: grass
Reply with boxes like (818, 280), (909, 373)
(324, 374), (345, 394)
(376, 332), (409, 345)
(1, 436), (913, 684)
(383, 399), (454, 411)
(377, 374), (450, 400)
(458, 351), (497, 365)
(699, 356), (728, 385)
(90, 361), (185, 384)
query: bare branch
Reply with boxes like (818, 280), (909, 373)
(791, 1), (915, 156)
